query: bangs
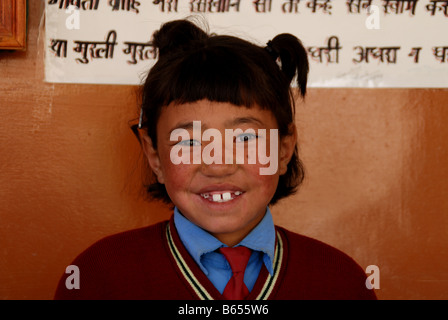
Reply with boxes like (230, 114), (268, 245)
(146, 37), (286, 112)
(140, 35), (294, 145)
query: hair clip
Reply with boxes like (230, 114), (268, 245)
(138, 107), (143, 129)
(265, 41), (279, 61)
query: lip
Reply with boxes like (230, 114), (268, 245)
(195, 192), (244, 208)
(194, 184), (245, 207)
(197, 184), (244, 194)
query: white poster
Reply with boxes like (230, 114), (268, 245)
(45, 0), (448, 87)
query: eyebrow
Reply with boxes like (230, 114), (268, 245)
(167, 121), (195, 138)
(167, 117), (266, 137)
(224, 116), (265, 128)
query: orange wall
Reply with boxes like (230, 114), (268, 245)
(1, 1), (447, 300)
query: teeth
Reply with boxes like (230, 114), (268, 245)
(200, 191), (243, 202)
(222, 192), (231, 201)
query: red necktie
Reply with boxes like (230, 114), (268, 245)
(219, 246), (251, 300)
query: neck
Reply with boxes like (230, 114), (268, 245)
(211, 214), (265, 247)
(212, 232), (245, 247)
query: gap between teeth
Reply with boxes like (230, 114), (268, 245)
(201, 191), (242, 202)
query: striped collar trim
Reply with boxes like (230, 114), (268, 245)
(166, 223), (284, 300)
(255, 230), (284, 300)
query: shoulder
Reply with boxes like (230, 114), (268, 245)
(275, 226), (377, 300)
(277, 226), (359, 266)
(75, 220), (168, 261)
(54, 220), (170, 299)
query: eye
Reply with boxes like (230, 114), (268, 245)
(177, 139), (201, 147)
(235, 133), (257, 143)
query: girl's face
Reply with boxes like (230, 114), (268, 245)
(142, 100), (296, 246)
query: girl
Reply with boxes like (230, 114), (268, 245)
(55, 19), (376, 300)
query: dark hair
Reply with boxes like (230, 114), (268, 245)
(137, 18), (309, 205)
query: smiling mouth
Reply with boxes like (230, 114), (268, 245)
(200, 191), (243, 203)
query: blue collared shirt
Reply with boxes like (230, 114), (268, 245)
(173, 207), (275, 294)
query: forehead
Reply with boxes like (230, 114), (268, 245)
(157, 99), (278, 130)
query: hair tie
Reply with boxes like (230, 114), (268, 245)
(138, 107), (144, 129)
(265, 41), (279, 61)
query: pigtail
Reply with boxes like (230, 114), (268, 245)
(151, 19), (209, 59)
(266, 34), (309, 98)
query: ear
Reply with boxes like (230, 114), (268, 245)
(140, 133), (165, 184)
(278, 124), (297, 175)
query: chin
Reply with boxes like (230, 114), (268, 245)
(202, 215), (259, 237)
(201, 218), (244, 233)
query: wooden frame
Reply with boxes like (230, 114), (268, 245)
(0, 0), (26, 50)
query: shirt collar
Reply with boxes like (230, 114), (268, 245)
(238, 208), (276, 274)
(174, 207), (223, 274)
(173, 207), (276, 276)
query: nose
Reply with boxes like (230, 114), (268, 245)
(200, 139), (238, 177)
(201, 161), (238, 177)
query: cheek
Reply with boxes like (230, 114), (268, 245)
(159, 151), (191, 191)
(245, 135), (280, 176)
(246, 164), (279, 198)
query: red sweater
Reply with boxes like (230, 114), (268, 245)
(54, 217), (376, 300)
